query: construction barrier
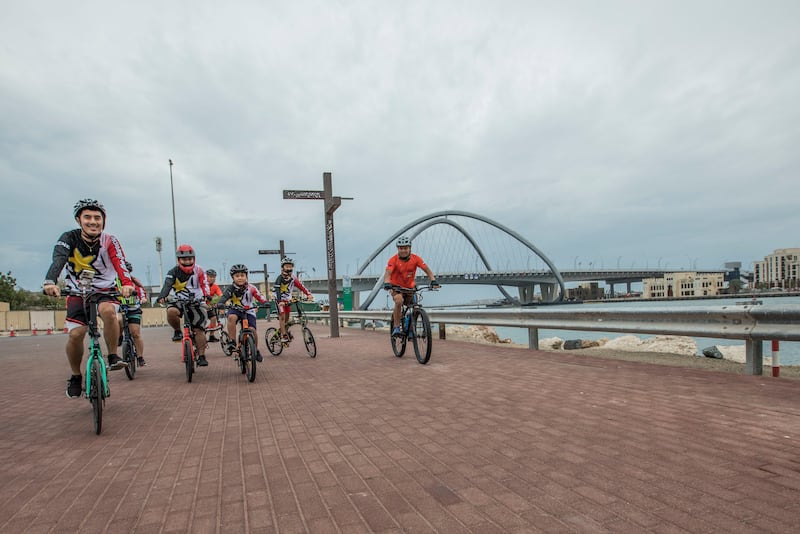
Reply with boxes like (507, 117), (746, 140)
(772, 340), (780, 377)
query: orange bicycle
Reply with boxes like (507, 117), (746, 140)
(218, 304), (266, 382)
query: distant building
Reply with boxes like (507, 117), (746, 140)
(642, 272), (725, 299)
(567, 282), (604, 301)
(752, 248), (800, 289)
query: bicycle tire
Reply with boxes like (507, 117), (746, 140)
(90, 357), (103, 435)
(391, 320), (406, 357)
(411, 308), (432, 364)
(122, 339), (136, 380)
(183, 339), (194, 383)
(302, 326), (317, 358)
(220, 330), (233, 356)
(244, 335), (257, 382)
(265, 327), (283, 356)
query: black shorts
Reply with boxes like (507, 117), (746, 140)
(66, 294), (118, 329)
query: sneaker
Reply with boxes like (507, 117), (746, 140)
(197, 354), (208, 367)
(255, 350), (263, 362)
(66, 374), (82, 398)
(392, 326), (402, 337)
(107, 353), (127, 370)
(281, 336), (290, 344)
(137, 357), (147, 367)
(225, 341), (236, 355)
(171, 330), (182, 342)
(208, 335), (219, 342)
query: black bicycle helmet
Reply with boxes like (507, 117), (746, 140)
(73, 199), (106, 221)
(206, 269), (217, 277)
(230, 264), (248, 276)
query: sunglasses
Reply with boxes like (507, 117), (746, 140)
(283, 268), (293, 272)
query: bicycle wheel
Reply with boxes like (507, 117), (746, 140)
(243, 335), (257, 382)
(302, 326), (317, 358)
(390, 321), (406, 357)
(122, 339), (136, 380)
(220, 330), (233, 356)
(411, 308), (432, 364)
(265, 327), (283, 356)
(90, 358), (103, 435)
(183, 339), (194, 383)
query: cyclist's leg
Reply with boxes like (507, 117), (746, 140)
(66, 325), (88, 375)
(278, 302), (289, 337)
(191, 303), (209, 364)
(226, 312), (239, 346)
(128, 310), (145, 364)
(391, 291), (404, 328)
(98, 300), (121, 357)
(167, 305), (182, 339)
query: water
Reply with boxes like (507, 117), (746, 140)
(491, 296), (800, 366)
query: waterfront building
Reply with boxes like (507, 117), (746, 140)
(567, 282), (604, 301)
(752, 248), (800, 289)
(642, 272), (725, 299)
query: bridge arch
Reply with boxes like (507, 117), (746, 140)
(358, 210), (565, 309)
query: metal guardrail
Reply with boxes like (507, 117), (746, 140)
(308, 303), (800, 376)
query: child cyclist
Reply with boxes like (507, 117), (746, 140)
(218, 264), (269, 362)
(273, 257), (313, 343)
(116, 261), (148, 366)
(205, 269), (223, 342)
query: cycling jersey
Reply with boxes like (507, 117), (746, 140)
(273, 274), (311, 302)
(44, 229), (133, 291)
(156, 264), (210, 301)
(385, 253), (429, 289)
(219, 283), (269, 309)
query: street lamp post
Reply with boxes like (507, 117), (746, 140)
(168, 159), (178, 254)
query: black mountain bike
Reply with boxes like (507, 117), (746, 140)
(119, 302), (138, 380)
(389, 285), (436, 364)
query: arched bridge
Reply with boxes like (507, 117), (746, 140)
(307, 211), (567, 309)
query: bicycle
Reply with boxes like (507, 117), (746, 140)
(265, 298), (317, 358)
(166, 295), (206, 383)
(119, 302), (138, 380)
(65, 270), (120, 434)
(389, 285), (437, 364)
(218, 303), (265, 382)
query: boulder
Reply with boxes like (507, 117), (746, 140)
(563, 339), (583, 350)
(702, 346), (724, 359)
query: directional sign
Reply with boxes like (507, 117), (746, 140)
(283, 190), (324, 200)
(258, 249), (281, 255)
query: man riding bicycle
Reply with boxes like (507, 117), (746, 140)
(383, 236), (440, 336)
(43, 199), (136, 398)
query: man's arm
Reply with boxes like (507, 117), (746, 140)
(43, 233), (72, 297)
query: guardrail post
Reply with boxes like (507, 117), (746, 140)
(771, 340), (780, 377)
(744, 339), (764, 376)
(439, 323), (446, 340)
(528, 327), (539, 350)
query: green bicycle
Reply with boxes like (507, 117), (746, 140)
(68, 270), (118, 435)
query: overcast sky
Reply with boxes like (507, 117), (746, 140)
(2, 0), (798, 295)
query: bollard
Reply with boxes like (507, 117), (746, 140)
(771, 340), (780, 378)
(32, 324), (37, 336)
(47, 324), (53, 335)
(9, 326), (14, 337)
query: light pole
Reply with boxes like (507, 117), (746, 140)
(168, 159), (178, 254)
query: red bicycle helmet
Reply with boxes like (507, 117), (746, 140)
(176, 244), (195, 273)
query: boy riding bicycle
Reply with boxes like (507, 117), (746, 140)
(218, 264), (269, 362)
(116, 260), (147, 367)
(273, 257), (313, 343)
(155, 244), (212, 366)
(383, 236), (440, 336)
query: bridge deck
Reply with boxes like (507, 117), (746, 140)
(1, 325), (799, 533)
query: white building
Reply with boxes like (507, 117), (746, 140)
(752, 248), (800, 289)
(642, 272), (725, 299)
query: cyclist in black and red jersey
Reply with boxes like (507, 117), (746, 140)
(43, 199), (136, 398)
(156, 244), (212, 367)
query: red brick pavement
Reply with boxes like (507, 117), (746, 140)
(1, 324), (799, 533)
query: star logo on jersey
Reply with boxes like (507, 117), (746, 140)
(231, 294), (243, 306)
(172, 278), (189, 293)
(68, 249), (96, 274)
